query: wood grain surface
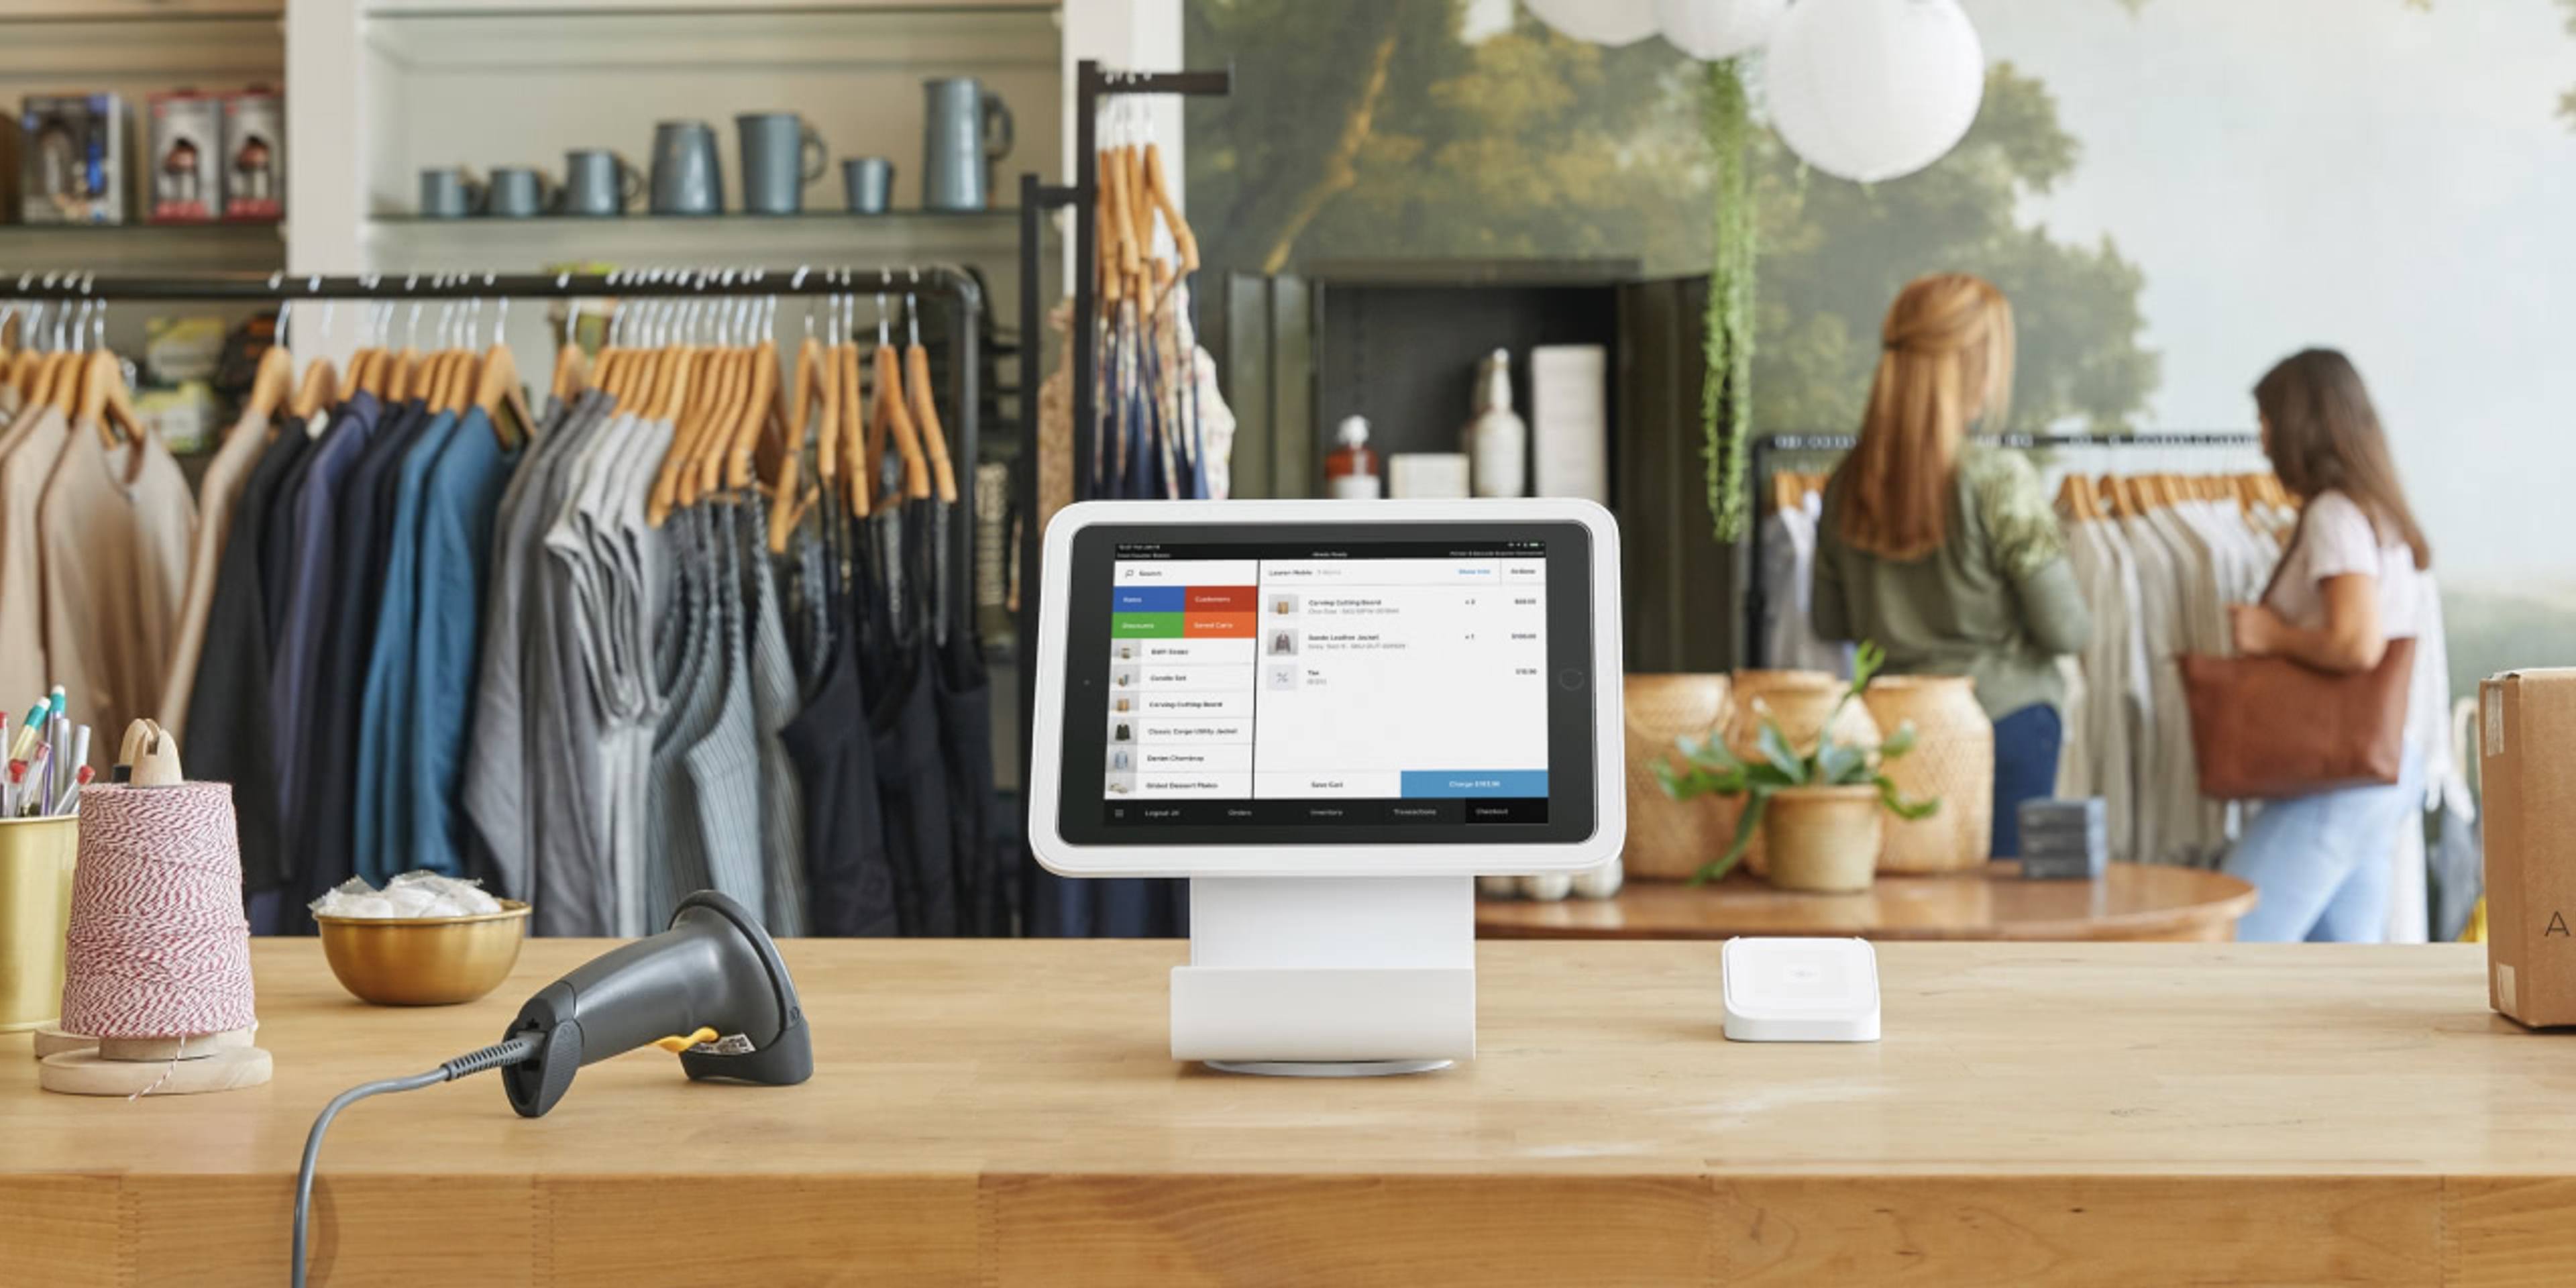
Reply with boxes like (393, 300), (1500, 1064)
(1480, 861), (2257, 941)
(0, 938), (2567, 1286)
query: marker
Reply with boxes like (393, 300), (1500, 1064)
(68, 725), (89, 786)
(5, 697), (48, 763)
(47, 684), (65, 729)
(19, 746), (46, 818)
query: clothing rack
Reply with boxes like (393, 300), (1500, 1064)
(2, 266), (986, 625)
(1011, 62), (1234, 791)
(1742, 431), (2263, 667)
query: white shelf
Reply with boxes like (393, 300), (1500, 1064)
(361, 0), (1050, 15)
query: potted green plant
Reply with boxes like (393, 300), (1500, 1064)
(1654, 643), (1939, 892)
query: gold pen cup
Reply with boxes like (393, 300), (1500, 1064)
(0, 815), (77, 1032)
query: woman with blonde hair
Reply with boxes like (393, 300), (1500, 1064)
(1813, 273), (2090, 857)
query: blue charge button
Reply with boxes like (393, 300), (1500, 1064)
(1400, 770), (1549, 798)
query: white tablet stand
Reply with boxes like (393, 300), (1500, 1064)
(1174, 876), (1475, 1075)
(1026, 498), (1626, 1079)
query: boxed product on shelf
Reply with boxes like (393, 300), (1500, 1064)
(147, 91), (224, 223)
(20, 93), (131, 225)
(146, 315), (229, 386)
(219, 87), (281, 221)
(138, 381), (221, 455)
(2479, 667), (2576, 1028)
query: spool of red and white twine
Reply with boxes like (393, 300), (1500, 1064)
(58, 782), (257, 1039)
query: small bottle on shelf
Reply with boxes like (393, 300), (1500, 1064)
(1324, 414), (1383, 499)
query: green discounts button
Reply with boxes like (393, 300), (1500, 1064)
(1112, 612), (1183, 638)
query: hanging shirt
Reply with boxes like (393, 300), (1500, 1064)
(461, 390), (599, 914)
(402, 407), (521, 879)
(290, 398), (439, 923)
(37, 418), (197, 771)
(157, 409), (273, 741)
(266, 390), (382, 865)
(187, 421), (313, 898)
(741, 498), (808, 936)
(354, 408), (460, 882)
(0, 405), (71, 706)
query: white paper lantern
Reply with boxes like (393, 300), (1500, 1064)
(1764, 0), (1986, 184)
(1525, 0), (1661, 47)
(1656, 0), (1786, 61)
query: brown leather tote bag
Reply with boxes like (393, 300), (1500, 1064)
(2179, 509), (2415, 800)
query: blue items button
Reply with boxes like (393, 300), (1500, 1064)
(1113, 585), (1185, 613)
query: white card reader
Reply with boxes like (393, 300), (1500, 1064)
(1721, 937), (1882, 1042)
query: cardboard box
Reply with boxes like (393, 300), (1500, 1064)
(219, 87), (281, 221)
(20, 93), (130, 224)
(2479, 668), (2576, 1028)
(146, 91), (223, 222)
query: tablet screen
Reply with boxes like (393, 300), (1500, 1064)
(1057, 520), (1598, 847)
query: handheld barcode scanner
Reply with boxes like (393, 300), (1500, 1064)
(501, 890), (813, 1117)
(294, 890), (813, 1285)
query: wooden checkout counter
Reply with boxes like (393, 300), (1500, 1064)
(3, 938), (2567, 1286)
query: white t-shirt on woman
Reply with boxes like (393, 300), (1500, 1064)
(2262, 490), (2424, 639)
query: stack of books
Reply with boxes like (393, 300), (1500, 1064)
(2017, 798), (2107, 880)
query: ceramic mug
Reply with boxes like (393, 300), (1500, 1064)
(485, 166), (559, 218)
(563, 149), (643, 217)
(418, 167), (482, 218)
(842, 156), (894, 214)
(649, 120), (723, 216)
(737, 113), (826, 215)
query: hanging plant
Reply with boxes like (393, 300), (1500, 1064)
(1703, 57), (1757, 543)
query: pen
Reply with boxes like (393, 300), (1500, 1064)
(19, 746), (47, 818)
(69, 725), (89, 786)
(52, 764), (91, 816)
(48, 684), (65, 729)
(45, 714), (64, 816)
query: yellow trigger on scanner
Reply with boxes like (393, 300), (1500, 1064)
(653, 1027), (720, 1055)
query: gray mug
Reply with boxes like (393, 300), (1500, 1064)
(737, 113), (826, 215)
(843, 156), (894, 215)
(922, 77), (1014, 212)
(486, 166), (558, 218)
(650, 119), (723, 216)
(563, 149), (642, 217)
(419, 167), (482, 218)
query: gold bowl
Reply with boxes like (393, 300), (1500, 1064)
(314, 900), (531, 1006)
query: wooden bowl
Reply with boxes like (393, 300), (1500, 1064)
(314, 900), (531, 1006)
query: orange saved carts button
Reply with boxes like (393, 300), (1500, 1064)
(1184, 612), (1256, 638)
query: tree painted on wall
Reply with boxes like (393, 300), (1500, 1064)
(1185, 0), (2159, 438)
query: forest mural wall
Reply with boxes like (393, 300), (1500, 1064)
(1187, 0), (2576, 700)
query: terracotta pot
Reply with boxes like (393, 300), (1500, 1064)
(1723, 670), (1880, 875)
(1862, 675), (1994, 873)
(1621, 674), (1733, 881)
(1761, 785), (1884, 893)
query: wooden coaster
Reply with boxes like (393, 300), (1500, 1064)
(39, 1046), (272, 1096)
(31, 1026), (95, 1059)
(97, 1028), (255, 1062)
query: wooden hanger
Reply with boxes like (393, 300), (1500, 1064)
(78, 350), (147, 453)
(680, 345), (740, 504)
(290, 356), (338, 421)
(837, 336), (867, 518)
(244, 339), (296, 421)
(472, 339), (533, 451)
(722, 339), (778, 494)
(1141, 141), (1200, 285)
(900, 304), (957, 504)
(871, 341), (928, 511)
(766, 337), (824, 554)
(647, 347), (712, 521)
(2055, 473), (2096, 521)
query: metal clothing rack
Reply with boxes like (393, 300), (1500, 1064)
(3, 266), (986, 621)
(1742, 430), (2263, 667)
(1011, 61), (1235, 790)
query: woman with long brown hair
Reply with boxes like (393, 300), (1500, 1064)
(1813, 274), (2090, 857)
(2222, 348), (2432, 943)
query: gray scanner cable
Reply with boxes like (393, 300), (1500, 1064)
(292, 1036), (541, 1288)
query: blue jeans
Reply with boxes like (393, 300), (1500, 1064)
(2222, 743), (2424, 943)
(1990, 704), (2063, 859)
